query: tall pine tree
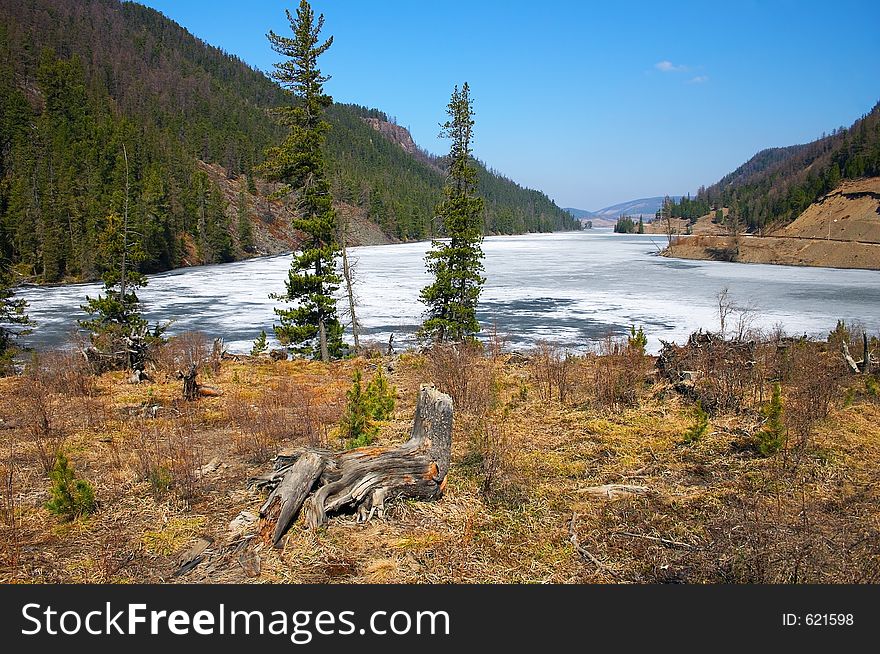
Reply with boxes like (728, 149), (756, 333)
(419, 83), (485, 343)
(260, 0), (343, 361)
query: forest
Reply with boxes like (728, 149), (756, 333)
(667, 101), (880, 230)
(0, 0), (578, 284)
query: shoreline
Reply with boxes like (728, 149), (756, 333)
(14, 228), (584, 290)
(663, 234), (880, 272)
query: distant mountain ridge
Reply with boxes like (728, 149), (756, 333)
(0, 0), (579, 283)
(667, 100), (880, 231)
(566, 196), (683, 226)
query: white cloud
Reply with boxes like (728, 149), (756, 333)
(688, 75), (709, 84)
(654, 60), (687, 73)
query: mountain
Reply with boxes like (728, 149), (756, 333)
(668, 101), (880, 230)
(593, 197), (681, 220)
(0, 0), (579, 283)
(563, 207), (596, 219)
(566, 196), (682, 227)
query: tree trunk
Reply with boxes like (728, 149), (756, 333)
(341, 245), (359, 353)
(250, 385), (453, 548)
(318, 318), (328, 363)
(179, 364), (199, 401)
(338, 213), (360, 353)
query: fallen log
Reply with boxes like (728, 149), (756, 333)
(577, 484), (650, 499)
(252, 384), (453, 548)
(841, 341), (861, 374)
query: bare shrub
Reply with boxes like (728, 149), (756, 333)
(226, 379), (334, 461)
(152, 331), (209, 379)
(131, 422), (169, 495)
(282, 379), (333, 446)
(530, 341), (578, 404)
(472, 409), (517, 499)
(227, 390), (277, 463)
(17, 378), (67, 473)
(26, 350), (95, 397)
(784, 343), (846, 450)
(166, 413), (204, 500)
(590, 336), (649, 410)
(660, 331), (768, 413)
(487, 320), (508, 361)
(1, 439), (19, 566)
(131, 415), (204, 500)
(425, 341), (487, 412)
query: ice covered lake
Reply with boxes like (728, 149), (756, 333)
(14, 230), (880, 354)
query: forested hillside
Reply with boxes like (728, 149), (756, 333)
(668, 101), (880, 230)
(0, 0), (578, 283)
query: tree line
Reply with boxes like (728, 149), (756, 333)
(0, 0), (578, 291)
(667, 101), (880, 231)
(1, 0), (490, 367)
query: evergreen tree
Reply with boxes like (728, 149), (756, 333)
(79, 210), (149, 365)
(0, 264), (33, 375)
(756, 383), (786, 456)
(260, 0), (343, 361)
(419, 83), (485, 343)
(205, 183), (233, 263)
(45, 453), (96, 521)
(237, 188), (255, 253)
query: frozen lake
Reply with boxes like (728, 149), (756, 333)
(13, 230), (880, 354)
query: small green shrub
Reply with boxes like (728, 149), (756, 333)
(682, 401), (709, 444)
(756, 383), (786, 456)
(365, 365), (395, 421)
(251, 330), (268, 356)
(340, 367), (396, 449)
(628, 325), (647, 355)
(866, 376), (879, 398)
(45, 454), (96, 520)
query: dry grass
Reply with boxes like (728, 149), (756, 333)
(0, 340), (878, 584)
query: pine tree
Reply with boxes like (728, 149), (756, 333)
(419, 83), (485, 343)
(0, 263), (33, 375)
(757, 383), (786, 456)
(237, 188), (254, 253)
(205, 183), (233, 263)
(261, 0), (343, 361)
(79, 211), (148, 363)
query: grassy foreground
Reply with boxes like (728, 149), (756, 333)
(1, 334), (878, 584)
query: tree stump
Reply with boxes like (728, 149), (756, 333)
(179, 364), (199, 400)
(251, 384), (453, 548)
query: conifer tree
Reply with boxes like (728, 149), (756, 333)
(260, 0), (343, 361)
(419, 83), (485, 343)
(237, 188), (255, 253)
(79, 210), (149, 364)
(0, 263), (32, 375)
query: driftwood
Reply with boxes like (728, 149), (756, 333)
(569, 512), (621, 580)
(251, 384), (453, 548)
(577, 484), (650, 499)
(178, 364), (199, 400)
(840, 338), (875, 374)
(176, 363), (223, 400)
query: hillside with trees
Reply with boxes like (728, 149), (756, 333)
(668, 101), (880, 231)
(0, 0), (578, 284)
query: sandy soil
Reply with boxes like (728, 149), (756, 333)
(664, 177), (880, 270)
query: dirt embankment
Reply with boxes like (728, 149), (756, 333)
(194, 162), (395, 266)
(663, 177), (880, 270)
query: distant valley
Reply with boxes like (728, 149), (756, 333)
(565, 196), (682, 227)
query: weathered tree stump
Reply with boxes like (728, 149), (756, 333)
(251, 384), (453, 548)
(179, 364), (199, 400)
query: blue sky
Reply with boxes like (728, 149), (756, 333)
(138, 0), (880, 210)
